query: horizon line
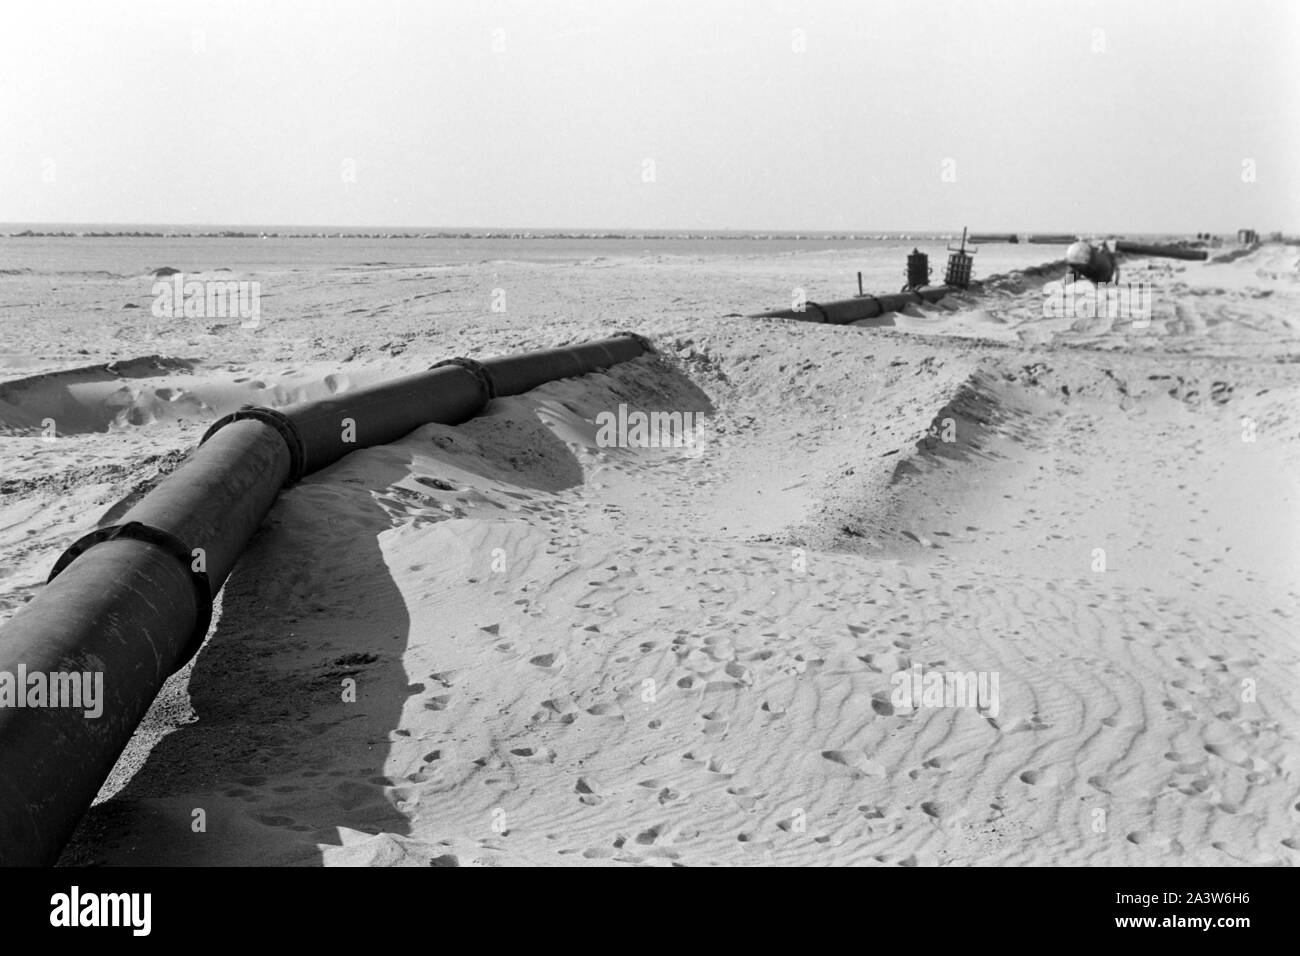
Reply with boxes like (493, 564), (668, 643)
(0, 221), (1252, 237)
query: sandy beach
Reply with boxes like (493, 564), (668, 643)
(1, 239), (1296, 866)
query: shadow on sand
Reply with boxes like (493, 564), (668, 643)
(59, 361), (715, 865)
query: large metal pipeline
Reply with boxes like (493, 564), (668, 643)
(211, 365), (492, 482)
(1113, 241), (1208, 261)
(746, 238), (1207, 332)
(748, 285), (957, 324)
(482, 335), (647, 398)
(0, 333), (650, 865)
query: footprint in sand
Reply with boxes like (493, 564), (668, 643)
(574, 776), (604, 806)
(634, 824), (666, 846)
(540, 698), (580, 724)
(723, 661), (752, 684)
(699, 711), (728, 736)
(679, 751), (707, 770)
(726, 786), (762, 811)
(1204, 742), (1250, 767)
(509, 746), (556, 763)
(907, 757), (949, 781)
(1176, 777), (1211, 796)
(738, 833), (774, 855)
(703, 757), (734, 778)
(528, 652), (565, 671)
(821, 750), (887, 779)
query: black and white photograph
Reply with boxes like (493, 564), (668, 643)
(0, 0), (1296, 918)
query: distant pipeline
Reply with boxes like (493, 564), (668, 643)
(747, 286), (961, 324)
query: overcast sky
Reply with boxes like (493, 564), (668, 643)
(2, 0), (1296, 232)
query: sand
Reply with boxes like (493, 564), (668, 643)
(1, 242), (1298, 866)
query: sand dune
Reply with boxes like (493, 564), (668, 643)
(0, 357), (395, 435)
(2, 244), (1297, 865)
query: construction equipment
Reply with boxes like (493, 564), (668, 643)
(944, 228), (977, 289)
(904, 249), (932, 291)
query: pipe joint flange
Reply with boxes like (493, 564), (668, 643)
(48, 521), (214, 671)
(201, 406), (305, 484)
(613, 330), (656, 354)
(431, 356), (495, 402)
(858, 294), (884, 319)
(804, 301), (830, 323)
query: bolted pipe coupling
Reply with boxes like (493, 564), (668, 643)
(48, 521), (214, 670)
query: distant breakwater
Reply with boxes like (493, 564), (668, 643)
(5, 229), (951, 241)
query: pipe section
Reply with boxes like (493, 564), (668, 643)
(270, 365), (487, 480)
(1113, 241), (1208, 261)
(748, 286), (957, 324)
(482, 335), (647, 398)
(0, 541), (200, 866)
(0, 333), (650, 865)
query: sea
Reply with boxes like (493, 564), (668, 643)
(0, 224), (1086, 276)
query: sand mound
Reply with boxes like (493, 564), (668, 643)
(0, 358), (196, 433)
(52, 318), (1300, 866)
(0, 357), (390, 434)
